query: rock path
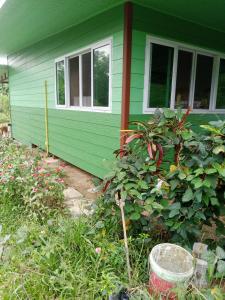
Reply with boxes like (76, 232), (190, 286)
(42, 156), (100, 218)
(63, 187), (95, 217)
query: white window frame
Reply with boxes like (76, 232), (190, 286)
(55, 58), (67, 107)
(143, 35), (225, 114)
(55, 38), (112, 113)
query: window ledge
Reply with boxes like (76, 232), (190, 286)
(143, 108), (225, 114)
(55, 105), (112, 113)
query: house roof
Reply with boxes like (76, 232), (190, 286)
(0, 0), (225, 56)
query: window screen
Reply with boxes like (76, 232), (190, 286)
(93, 45), (110, 107)
(56, 60), (65, 105)
(149, 43), (174, 108)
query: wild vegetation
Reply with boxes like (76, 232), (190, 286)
(0, 112), (224, 298)
(0, 139), (65, 219)
(101, 108), (225, 248)
(0, 83), (10, 124)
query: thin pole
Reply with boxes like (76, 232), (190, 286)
(116, 193), (132, 283)
(120, 2), (133, 147)
(44, 80), (49, 156)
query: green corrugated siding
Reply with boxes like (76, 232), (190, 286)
(9, 6), (123, 178)
(129, 4), (225, 120)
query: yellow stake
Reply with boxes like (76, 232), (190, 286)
(44, 80), (49, 156)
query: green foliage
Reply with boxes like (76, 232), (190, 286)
(0, 200), (152, 299)
(0, 139), (223, 299)
(202, 246), (225, 280)
(100, 109), (225, 246)
(0, 83), (10, 123)
(0, 139), (65, 218)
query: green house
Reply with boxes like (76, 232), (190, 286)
(1, 0), (225, 178)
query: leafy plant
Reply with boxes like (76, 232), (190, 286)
(100, 108), (225, 246)
(0, 139), (65, 218)
(202, 246), (225, 280)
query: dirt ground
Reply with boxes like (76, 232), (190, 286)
(63, 163), (101, 201)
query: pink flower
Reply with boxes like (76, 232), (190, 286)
(95, 247), (101, 254)
(57, 178), (64, 183)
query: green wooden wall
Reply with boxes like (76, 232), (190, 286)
(129, 4), (225, 126)
(9, 6), (124, 178)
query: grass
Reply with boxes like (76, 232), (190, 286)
(0, 140), (224, 299)
(0, 200), (151, 299)
(1, 201), (224, 299)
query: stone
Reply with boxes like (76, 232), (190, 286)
(192, 258), (208, 288)
(193, 243), (208, 259)
(63, 187), (83, 200)
(42, 157), (60, 169)
(63, 187), (94, 218)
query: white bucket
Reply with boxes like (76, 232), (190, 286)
(149, 243), (194, 283)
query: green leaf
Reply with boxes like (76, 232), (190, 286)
(169, 209), (180, 218)
(191, 177), (203, 189)
(205, 168), (217, 174)
(213, 145), (225, 154)
(161, 199), (169, 207)
(170, 180), (179, 191)
(203, 178), (211, 188)
(218, 166), (225, 177)
(169, 202), (181, 210)
(130, 212), (141, 221)
(117, 171), (126, 181)
(216, 246), (225, 259)
(200, 124), (221, 134)
(195, 211), (206, 220)
(195, 190), (202, 202)
(210, 197), (219, 206)
(187, 209), (195, 218)
(178, 172), (186, 180)
(95, 221), (104, 229)
(121, 190), (127, 201)
(194, 168), (204, 176)
(163, 108), (175, 119)
(182, 187), (194, 202)
(217, 260), (225, 274)
(138, 180), (148, 190)
(125, 203), (134, 213)
(151, 202), (163, 210)
(129, 189), (142, 199)
(181, 130), (193, 140)
(124, 183), (138, 190)
(149, 165), (156, 172)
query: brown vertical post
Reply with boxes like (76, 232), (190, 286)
(120, 1), (133, 147)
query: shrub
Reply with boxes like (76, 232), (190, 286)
(0, 139), (65, 218)
(100, 109), (225, 247)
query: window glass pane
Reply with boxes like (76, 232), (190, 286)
(175, 50), (193, 108)
(149, 43), (174, 108)
(82, 52), (91, 107)
(193, 54), (213, 109)
(69, 56), (79, 106)
(93, 45), (110, 107)
(56, 60), (65, 105)
(216, 58), (225, 109)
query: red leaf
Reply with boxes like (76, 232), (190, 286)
(125, 134), (143, 144)
(147, 143), (153, 159)
(102, 180), (111, 193)
(156, 144), (163, 168)
(178, 107), (191, 129)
